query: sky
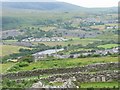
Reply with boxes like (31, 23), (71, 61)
(57, 0), (119, 8)
(1, 0), (120, 8)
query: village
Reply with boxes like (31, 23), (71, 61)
(6, 46), (119, 63)
(33, 47), (119, 61)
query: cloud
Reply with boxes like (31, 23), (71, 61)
(57, 0), (119, 7)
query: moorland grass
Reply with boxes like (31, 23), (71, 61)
(80, 82), (119, 88)
(8, 56), (118, 72)
(97, 44), (118, 49)
(0, 45), (31, 57)
(0, 62), (16, 73)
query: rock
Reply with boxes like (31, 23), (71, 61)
(55, 78), (63, 82)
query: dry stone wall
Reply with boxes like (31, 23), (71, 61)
(1, 62), (119, 80)
(40, 71), (119, 83)
(30, 70), (119, 88)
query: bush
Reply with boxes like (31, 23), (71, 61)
(18, 62), (29, 67)
(92, 54), (101, 57)
(8, 62), (29, 72)
(77, 62), (81, 65)
(32, 67), (36, 70)
(2, 78), (35, 88)
(110, 53), (118, 57)
(20, 55), (34, 63)
(13, 65), (20, 69)
(78, 55), (86, 58)
(69, 55), (74, 58)
(54, 63), (58, 66)
(19, 48), (31, 53)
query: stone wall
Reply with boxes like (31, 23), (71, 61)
(30, 70), (119, 88)
(32, 78), (77, 88)
(1, 62), (118, 79)
(40, 70), (119, 83)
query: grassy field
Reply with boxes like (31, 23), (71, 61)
(39, 26), (56, 31)
(90, 25), (105, 30)
(8, 56), (118, 72)
(0, 62), (16, 74)
(80, 82), (118, 88)
(59, 48), (92, 55)
(3, 40), (18, 43)
(96, 33), (118, 42)
(90, 23), (117, 30)
(0, 45), (31, 57)
(97, 44), (118, 49)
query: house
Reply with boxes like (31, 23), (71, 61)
(94, 47), (119, 55)
(33, 54), (47, 62)
(7, 59), (18, 62)
(22, 37), (68, 42)
(105, 25), (118, 29)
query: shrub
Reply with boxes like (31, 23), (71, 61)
(32, 67), (36, 70)
(111, 53), (118, 57)
(13, 65), (20, 69)
(54, 63), (58, 66)
(69, 55), (74, 58)
(18, 62), (29, 67)
(8, 65), (20, 72)
(78, 55), (86, 58)
(20, 55), (34, 63)
(92, 54), (101, 57)
(78, 62), (81, 65)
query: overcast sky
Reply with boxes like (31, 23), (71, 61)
(1, 0), (120, 8)
(57, 0), (119, 8)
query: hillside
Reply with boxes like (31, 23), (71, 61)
(1, 2), (118, 30)
(2, 2), (117, 12)
(2, 2), (85, 11)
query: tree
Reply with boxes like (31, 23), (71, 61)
(6, 36), (14, 40)
(68, 44), (71, 47)
(31, 27), (34, 30)
(69, 55), (74, 58)
(20, 55), (34, 63)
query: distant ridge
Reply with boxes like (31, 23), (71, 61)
(2, 2), (118, 13)
(2, 2), (85, 11)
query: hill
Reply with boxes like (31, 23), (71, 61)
(2, 2), (86, 11)
(1, 2), (118, 30)
(2, 2), (117, 12)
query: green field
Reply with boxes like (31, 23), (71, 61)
(96, 33), (118, 42)
(90, 25), (105, 30)
(0, 62), (16, 74)
(8, 56), (118, 72)
(3, 40), (18, 43)
(90, 23), (117, 30)
(97, 44), (118, 49)
(60, 48), (92, 55)
(0, 45), (31, 57)
(80, 82), (119, 88)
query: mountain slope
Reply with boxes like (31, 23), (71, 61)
(2, 2), (86, 11)
(2, 2), (118, 13)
